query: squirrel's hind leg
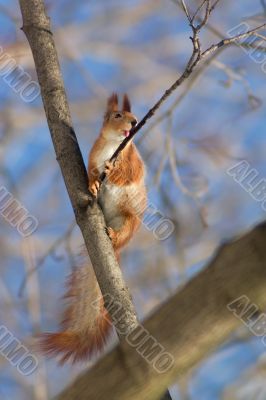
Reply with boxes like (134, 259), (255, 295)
(106, 211), (140, 251)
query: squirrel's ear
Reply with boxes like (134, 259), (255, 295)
(122, 94), (131, 112)
(106, 93), (118, 114)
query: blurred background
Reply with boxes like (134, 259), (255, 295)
(0, 0), (266, 399)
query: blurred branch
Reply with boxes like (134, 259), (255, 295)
(18, 221), (76, 297)
(165, 115), (208, 227)
(22, 238), (48, 400)
(0, 4), (20, 23)
(56, 222), (266, 400)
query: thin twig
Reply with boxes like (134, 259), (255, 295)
(201, 23), (266, 60)
(195, 0), (211, 30)
(180, 0), (192, 23)
(138, 45), (225, 142)
(100, 13), (266, 183)
(191, 0), (208, 23)
(210, 0), (222, 13)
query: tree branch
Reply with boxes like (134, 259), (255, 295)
(18, 0), (138, 341)
(56, 222), (266, 400)
(201, 23), (266, 59)
(99, 7), (265, 182)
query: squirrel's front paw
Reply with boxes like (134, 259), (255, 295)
(89, 180), (100, 197)
(104, 160), (115, 176)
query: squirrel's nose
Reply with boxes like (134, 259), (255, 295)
(131, 118), (137, 127)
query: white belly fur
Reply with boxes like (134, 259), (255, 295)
(98, 183), (123, 230)
(96, 141), (120, 174)
(99, 182), (144, 230)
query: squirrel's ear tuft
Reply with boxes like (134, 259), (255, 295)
(106, 93), (118, 114)
(122, 94), (131, 112)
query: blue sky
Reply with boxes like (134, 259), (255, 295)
(0, 0), (266, 399)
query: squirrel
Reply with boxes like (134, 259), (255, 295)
(39, 93), (147, 363)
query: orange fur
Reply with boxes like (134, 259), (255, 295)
(88, 93), (147, 252)
(39, 94), (146, 364)
(38, 259), (113, 364)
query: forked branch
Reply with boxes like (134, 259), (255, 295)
(100, 1), (266, 182)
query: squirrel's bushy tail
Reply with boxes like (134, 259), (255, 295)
(38, 261), (112, 364)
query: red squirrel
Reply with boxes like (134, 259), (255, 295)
(39, 93), (147, 363)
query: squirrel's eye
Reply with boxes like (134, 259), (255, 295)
(114, 113), (122, 119)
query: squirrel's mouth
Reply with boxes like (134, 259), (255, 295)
(123, 130), (130, 138)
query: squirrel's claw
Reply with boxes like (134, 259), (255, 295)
(89, 180), (100, 197)
(104, 160), (116, 176)
(105, 226), (117, 245)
